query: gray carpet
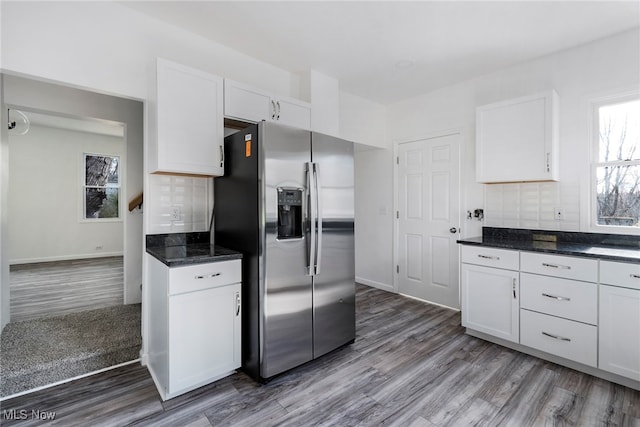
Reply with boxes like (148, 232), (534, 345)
(0, 304), (141, 397)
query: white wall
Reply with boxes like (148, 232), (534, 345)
(354, 147), (394, 291)
(0, 1), (300, 239)
(338, 90), (393, 289)
(0, 1), (319, 344)
(340, 92), (387, 149)
(0, 2), (293, 102)
(8, 124), (125, 263)
(390, 28), (639, 231)
(1, 75), (9, 329)
(345, 28), (640, 292)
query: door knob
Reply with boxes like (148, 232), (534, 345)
(449, 227), (458, 234)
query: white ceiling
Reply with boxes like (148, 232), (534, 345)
(122, 1), (640, 105)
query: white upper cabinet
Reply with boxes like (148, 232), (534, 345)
(152, 58), (224, 177)
(476, 90), (559, 183)
(224, 79), (311, 130)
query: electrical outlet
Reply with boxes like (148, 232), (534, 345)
(554, 207), (562, 220)
(170, 206), (181, 221)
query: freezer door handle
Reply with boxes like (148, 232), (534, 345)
(314, 163), (323, 275)
(306, 162), (317, 276)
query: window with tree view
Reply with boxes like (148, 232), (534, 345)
(593, 97), (640, 228)
(84, 154), (120, 219)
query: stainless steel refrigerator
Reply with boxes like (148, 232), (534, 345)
(214, 121), (355, 382)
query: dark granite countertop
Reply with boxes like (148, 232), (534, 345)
(146, 233), (242, 267)
(457, 227), (640, 264)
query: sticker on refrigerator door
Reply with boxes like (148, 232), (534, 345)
(245, 134), (252, 157)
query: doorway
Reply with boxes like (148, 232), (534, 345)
(0, 74), (144, 398)
(394, 131), (461, 309)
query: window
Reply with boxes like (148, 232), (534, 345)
(592, 95), (640, 229)
(83, 153), (120, 219)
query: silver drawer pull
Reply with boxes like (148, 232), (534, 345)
(194, 272), (222, 279)
(631, 274), (640, 279)
(542, 293), (571, 302)
(542, 331), (571, 342)
(478, 254), (500, 260)
(542, 262), (571, 270)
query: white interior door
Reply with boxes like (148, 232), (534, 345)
(396, 132), (460, 308)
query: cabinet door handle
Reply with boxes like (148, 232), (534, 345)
(512, 278), (516, 299)
(546, 152), (551, 172)
(271, 100), (276, 120)
(219, 145), (224, 168)
(478, 254), (499, 260)
(235, 292), (241, 316)
(542, 262), (571, 270)
(276, 101), (281, 120)
(542, 331), (571, 342)
(542, 293), (571, 302)
(631, 274), (640, 279)
(194, 273), (222, 279)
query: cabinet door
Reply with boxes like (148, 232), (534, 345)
(275, 97), (311, 130)
(476, 90), (558, 183)
(599, 284), (640, 380)
(224, 79), (311, 130)
(156, 58), (224, 176)
(461, 264), (519, 343)
(168, 283), (241, 394)
(223, 79), (272, 123)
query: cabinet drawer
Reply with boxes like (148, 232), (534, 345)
(520, 273), (597, 325)
(461, 246), (519, 270)
(600, 260), (640, 290)
(520, 309), (597, 367)
(169, 260), (241, 295)
(520, 252), (597, 282)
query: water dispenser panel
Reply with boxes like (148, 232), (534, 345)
(277, 188), (303, 240)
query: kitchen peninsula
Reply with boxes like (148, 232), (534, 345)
(457, 227), (640, 391)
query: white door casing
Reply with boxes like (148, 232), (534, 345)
(394, 132), (461, 309)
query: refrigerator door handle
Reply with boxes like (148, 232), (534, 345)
(313, 163), (322, 275)
(306, 162), (317, 276)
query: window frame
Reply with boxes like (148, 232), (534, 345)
(589, 91), (640, 234)
(82, 152), (122, 222)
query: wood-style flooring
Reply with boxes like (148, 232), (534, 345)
(9, 257), (123, 321)
(2, 284), (638, 426)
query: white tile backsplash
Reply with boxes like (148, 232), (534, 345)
(148, 174), (212, 234)
(483, 181), (580, 231)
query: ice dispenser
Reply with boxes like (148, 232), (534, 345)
(277, 187), (303, 239)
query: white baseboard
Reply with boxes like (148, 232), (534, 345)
(356, 276), (394, 293)
(10, 252), (124, 265)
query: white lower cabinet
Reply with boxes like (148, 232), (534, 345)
(147, 255), (242, 400)
(461, 247), (519, 343)
(460, 245), (640, 389)
(599, 261), (640, 381)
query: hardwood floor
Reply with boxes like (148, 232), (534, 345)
(1, 284), (638, 426)
(9, 257), (124, 321)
